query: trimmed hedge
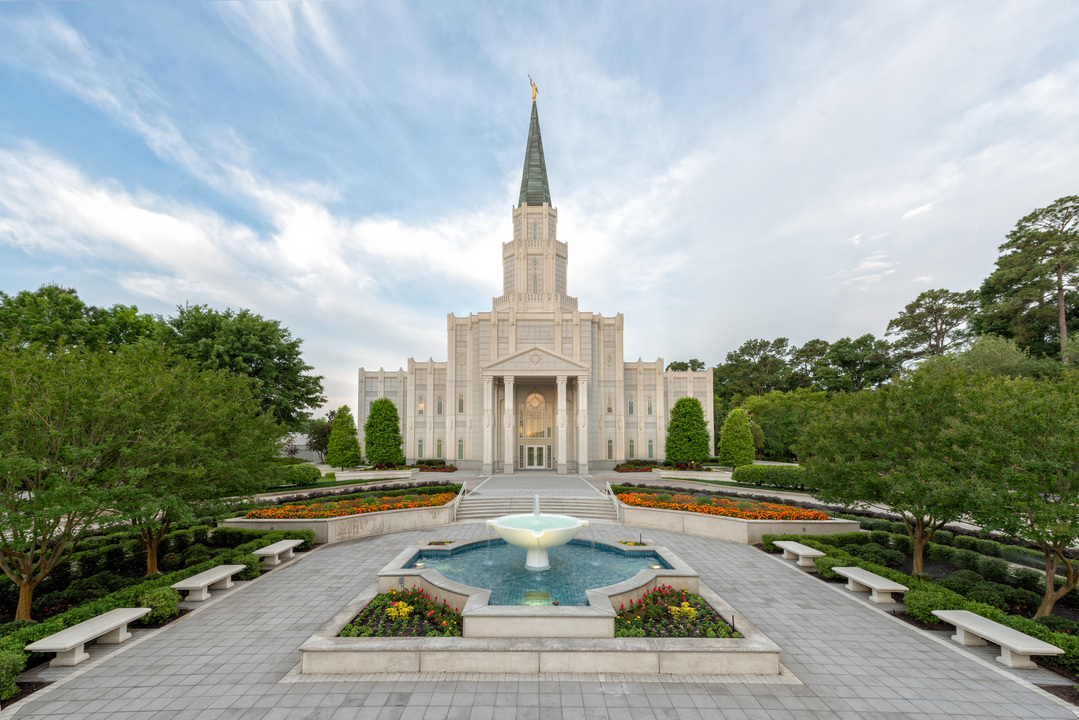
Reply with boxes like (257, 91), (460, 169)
(0, 527), (315, 698)
(731, 464), (813, 491)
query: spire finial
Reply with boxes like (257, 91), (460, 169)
(529, 75), (538, 102)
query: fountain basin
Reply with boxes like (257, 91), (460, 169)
(486, 495), (590, 570)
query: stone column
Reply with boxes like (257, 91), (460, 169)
(577, 378), (589, 475)
(503, 376), (516, 474)
(482, 376), (494, 474)
(556, 375), (568, 475)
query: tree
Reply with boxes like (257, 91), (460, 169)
(952, 335), (1062, 379)
(364, 398), (405, 466)
(666, 359), (705, 371)
(886, 288), (978, 361)
(813, 334), (898, 393)
(972, 196), (1079, 363)
(965, 372), (1079, 616)
(716, 408), (755, 468)
(788, 339), (830, 389)
(800, 359), (977, 574)
(0, 284), (159, 352)
(160, 304), (326, 430)
(741, 388), (830, 460)
(714, 338), (792, 400)
(326, 405), (364, 469)
(306, 410), (336, 462)
(664, 397), (710, 463)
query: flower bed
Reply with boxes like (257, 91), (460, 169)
(244, 492), (457, 520)
(338, 588), (462, 637)
(617, 492), (829, 522)
(616, 585), (742, 638)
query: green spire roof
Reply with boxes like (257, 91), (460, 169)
(518, 101), (551, 206)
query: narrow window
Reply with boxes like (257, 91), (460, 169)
(533, 222), (538, 240)
(417, 439), (424, 458)
(628, 439), (635, 459)
(457, 394), (464, 413)
(627, 397), (634, 416)
(417, 396), (424, 416)
(436, 439), (443, 459)
(457, 438), (464, 460)
(532, 274), (538, 293)
(648, 439), (654, 459)
(436, 396), (443, 415)
(606, 393), (613, 414)
(647, 396), (653, 415)
(607, 439), (613, 460)
(547, 445), (552, 469)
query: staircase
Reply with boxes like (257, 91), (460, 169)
(455, 496), (619, 522)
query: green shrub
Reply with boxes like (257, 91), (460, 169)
(326, 405), (365, 469)
(279, 464), (322, 486)
(182, 544), (213, 566)
(892, 535), (913, 555)
(364, 398), (405, 466)
(137, 587), (182, 624)
(716, 408), (754, 467)
(323, 472), (336, 480)
(813, 556), (849, 580)
(1035, 615), (1079, 636)
(0, 648), (25, 700)
(269, 457), (307, 465)
(977, 557), (1010, 584)
(933, 530), (954, 546)
(903, 585), (967, 623)
(665, 397), (711, 463)
(730, 464), (811, 491)
(847, 542), (905, 569)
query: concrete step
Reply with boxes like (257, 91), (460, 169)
(455, 497), (618, 521)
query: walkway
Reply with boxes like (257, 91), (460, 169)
(7, 474), (1077, 720)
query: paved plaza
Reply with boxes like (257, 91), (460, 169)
(6, 472), (1078, 720)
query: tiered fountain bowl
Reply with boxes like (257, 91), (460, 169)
(486, 495), (589, 571)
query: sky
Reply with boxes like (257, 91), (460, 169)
(1, 2), (1078, 417)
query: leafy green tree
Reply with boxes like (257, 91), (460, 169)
(788, 339), (830, 389)
(364, 398), (405, 466)
(813, 334), (898, 393)
(741, 388), (830, 460)
(0, 285), (159, 352)
(964, 372), (1079, 616)
(664, 397), (710, 463)
(800, 359), (977, 574)
(716, 408), (755, 467)
(952, 335), (1062, 379)
(326, 405), (364, 469)
(306, 410), (335, 462)
(666, 359), (705, 371)
(972, 196), (1079, 363)
(160, 304), (325, 430)
(714, 338), (791, 401)
(886, 288), (978, 361)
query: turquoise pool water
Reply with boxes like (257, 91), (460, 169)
(407, 540), (671, 606)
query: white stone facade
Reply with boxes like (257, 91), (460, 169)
(357, 103), (713, 473)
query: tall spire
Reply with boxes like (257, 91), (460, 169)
(518, 101), (551, 206)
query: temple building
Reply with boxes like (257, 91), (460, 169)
(357, 97), (713, 473)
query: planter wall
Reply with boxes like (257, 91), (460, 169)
(620, 505), (859, 545)
(220, 504), (455, 544)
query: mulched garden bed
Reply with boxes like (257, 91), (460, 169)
(615, 585), (741, 639)
(1038, 684), (1079, 707)
(339, 588), (463, 637)
(1, 681), (52, 709)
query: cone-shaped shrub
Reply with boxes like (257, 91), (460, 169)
(664, 397), (710, 463)
(326, 405), (364, 469)
(718, 408), (755, 467)
(364, 398), (406, 466)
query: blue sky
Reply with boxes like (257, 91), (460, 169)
(2, 2), (1078, 415)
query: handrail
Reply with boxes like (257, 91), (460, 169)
(452, 484), (468, 522)
(604, 481), (622, 523)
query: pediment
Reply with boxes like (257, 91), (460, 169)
(483, 345), (589, 377)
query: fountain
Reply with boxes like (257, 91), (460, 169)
(486, 495), (589, 571)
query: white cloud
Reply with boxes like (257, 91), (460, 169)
(900, 202), (937, 221)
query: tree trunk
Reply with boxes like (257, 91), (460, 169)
(1036, 546), (1078, 618)
(910, 518), (928, 575)
(14, 579), (40, 622)
(138, 519), (171, 576)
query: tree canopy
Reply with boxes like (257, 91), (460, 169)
(306, 410), (335, 462)
(886, 288), (978, 361)
(666, 359), (705, 371)
(741, 388), (830, 461)
(716, 408), (755, 468)
(664, 397), (710, 463)
(364, 398), (405, 466)
(813, 334), (898, 393)
(160, 304), (325, 430)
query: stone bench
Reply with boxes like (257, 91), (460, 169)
(25, 607), (150, 666)
(253, 539), (304, 566)
(773, 541), (826, 568)
(171, 564), (247, 602)
(933, 609), (1065, 668)
(833, 567), (908, 604)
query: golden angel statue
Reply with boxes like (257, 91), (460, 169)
(529, 75), (538, 101)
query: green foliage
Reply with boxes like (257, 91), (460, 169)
(665, 359), (705, 371)
(0, 648), (24, 700)
(972, 195), (1079, 362)
(664, 397), (710, 463)
(305, 413), (334, 462)
(326, 405), (364, 469)
(716, 408), (754, 467)
(953, 335), (1062, 378)
(886, 288), (978, 361)
(903, 585), (967, 623)
(277, 464), (322, 486)
(159, 303), (325, 430)
(741, 389), (830, 460)
(137, 587), (182, 624)
(813, 334), (898, 393)
(731, 464), (812, 491)
(364, 398), (405, 466)
(713, 338), (792, 400)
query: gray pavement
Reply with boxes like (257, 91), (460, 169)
(7, 472), (1078, 720)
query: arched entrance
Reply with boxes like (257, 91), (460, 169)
(519, 391), (552, 469)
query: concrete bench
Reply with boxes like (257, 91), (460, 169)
(253, 539), (304, 566)
(171, 564), (247, 602)
(933, 609), (1065, 668)
(774, 541), (826, 568)
(25, 607), (150, 666)
(833, 567), (908, 604)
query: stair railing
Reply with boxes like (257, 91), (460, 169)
(604, 481), (622, 523)
(452, 484), (467, 521)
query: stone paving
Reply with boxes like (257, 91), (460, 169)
(7, 473), (1078, 720)
(469, 474), (605, 498)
